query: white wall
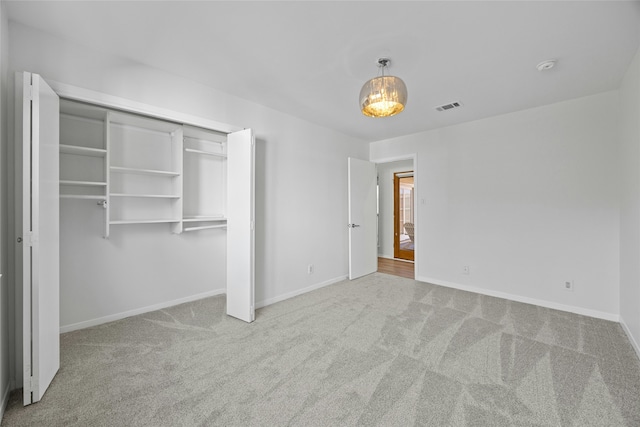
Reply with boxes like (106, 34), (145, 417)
(376, 160), (413, 259)
(371, 91), (620, 319)
(7, 22), (367, 331)
(619, 46), (640, 356)
(0, 0), (9, 416)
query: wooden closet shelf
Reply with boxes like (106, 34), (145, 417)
(184, 148), (227, 158)
(60, 180), (107, 187)
(110, 219), (181, 225)
(109, 193), (180, 199)
(60, 195), (107, 200)
(110, 166), (180, 177)
(60, 144), (107, 157)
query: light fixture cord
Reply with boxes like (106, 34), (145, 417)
(377, 58), (390, 81)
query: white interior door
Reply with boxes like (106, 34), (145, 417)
(348, 158), (377, 279)
(17, 72), (60, 405)
(226, 128), (255, 322)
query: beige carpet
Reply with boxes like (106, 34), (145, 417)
(3, 273), (640, 426)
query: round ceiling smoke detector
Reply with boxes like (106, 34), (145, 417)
(536, 59), (556, 71)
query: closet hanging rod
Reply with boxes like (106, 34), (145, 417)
(182, 216), (226, 223)
(183, 224), (227, 232)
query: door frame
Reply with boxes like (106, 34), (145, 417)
(373, 154), (418, 274)
(393, 171), (415, 261)
(47, 80), (244, 134)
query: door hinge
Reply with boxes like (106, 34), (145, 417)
(23, 365), (31, 393)
(26, 84), (34, 100)
(29, 376), (38, 394)
(250, 220), (255, 230)
(24, 374), (34, 394)
(24, 232), (38, 246)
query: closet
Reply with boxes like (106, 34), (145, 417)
(59, 100), (234, 238)
(16, 71), (255, 405)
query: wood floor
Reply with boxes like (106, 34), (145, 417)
(377, 257), (414, 279)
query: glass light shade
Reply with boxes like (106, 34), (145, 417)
(360, 75), (408, 118)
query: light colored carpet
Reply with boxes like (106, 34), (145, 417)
(3, 273), (640, 426)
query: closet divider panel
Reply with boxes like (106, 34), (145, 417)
(104, 111), (111, 238)
(171, 127), (184, 234)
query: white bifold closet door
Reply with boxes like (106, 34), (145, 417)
(15, 72), (60, 405)
(226, 129), (255, 322)
(348, 158), (377, 280)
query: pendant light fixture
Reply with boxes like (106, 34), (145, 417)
(360, 58), (408, 118)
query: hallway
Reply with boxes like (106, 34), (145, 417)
(377, 257), (414, 279)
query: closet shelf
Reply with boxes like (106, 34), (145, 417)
(184, 136), (224, 144)
(60, 195), (107, 200)
(61, 112), (105, 125)
(110, 219), (181, 225)
(183, 224), (227, 232)
(110, 112), (182, 134)
(60, 144), (107, 157)
(110, 166), (180, 177)
(182, 216), (227, 223)
(60, 100), (108, 122)
(109, 193), (180, 199)
(60, 180), (107, 187)
(184, 148), (227, 158)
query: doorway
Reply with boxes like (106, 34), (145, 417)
(394, 172), (414, 261)
(374, 158), (416, 279)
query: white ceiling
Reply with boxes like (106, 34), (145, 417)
(5, 1), (640, 141)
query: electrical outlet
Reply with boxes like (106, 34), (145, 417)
(564, 280), (574, 291)
(463, 265), (470, 275)
(308, 264), (314, 274)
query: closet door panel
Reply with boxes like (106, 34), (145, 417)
(226, 129), (255, 322)
(16, 72), (60, 405)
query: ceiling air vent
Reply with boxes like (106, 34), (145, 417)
(435, 101), (463, 112)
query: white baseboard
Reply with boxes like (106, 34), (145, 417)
(60, 275), (350, 333)
(620, 316), (640, 361)
(416, 275), (619, 322)
(256, 275), (348, 309)
(0, 381), (10, 423)
(59, 289), (226, 333)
